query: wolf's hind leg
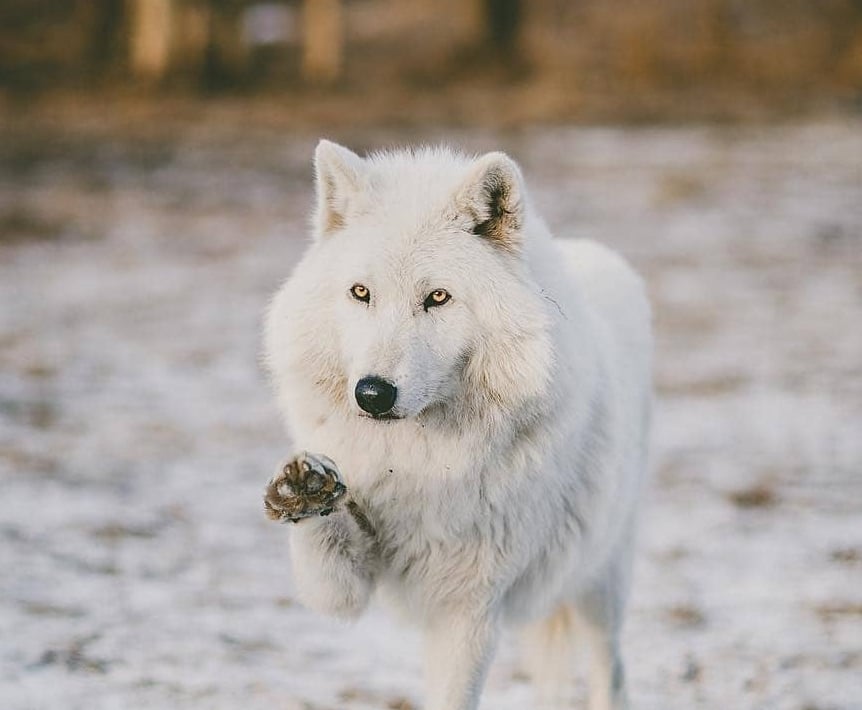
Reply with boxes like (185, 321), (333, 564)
(574, 563), (631, 710)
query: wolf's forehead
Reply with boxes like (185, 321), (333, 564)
(337, 149), (481, 263)
(366, 150), (473, 215)
(359, 234), (464, 279)
(339, 223), (470, 293)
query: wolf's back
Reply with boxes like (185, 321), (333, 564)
(556, 238), (652, 385)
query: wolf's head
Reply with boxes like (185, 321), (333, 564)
(266, 141), (553, 430)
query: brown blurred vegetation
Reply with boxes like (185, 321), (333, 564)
(1, 0), (861, 122)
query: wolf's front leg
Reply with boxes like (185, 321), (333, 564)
(423, 607), (501, 710)
(264, 452), (377, 619)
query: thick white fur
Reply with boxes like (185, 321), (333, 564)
(264, 141), (652, 710)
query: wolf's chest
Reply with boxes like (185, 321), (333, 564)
(354, 466), (495, 586)
(311, 418), (512, 587)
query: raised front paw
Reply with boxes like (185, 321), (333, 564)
(264, 452), (347, 523)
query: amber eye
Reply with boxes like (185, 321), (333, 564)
(423, 289), (451, 311)
(350, 284), (370, 303)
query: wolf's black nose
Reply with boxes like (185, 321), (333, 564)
(355, 376), (397, 416)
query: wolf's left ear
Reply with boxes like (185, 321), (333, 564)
(456, 152), (524, 252)
(313, 139), (366, 237)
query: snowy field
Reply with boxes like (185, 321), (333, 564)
(1, 117), (860, 710)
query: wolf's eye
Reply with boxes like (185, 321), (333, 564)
(423, 289), (451, 311)
(350, 284), (370, 303)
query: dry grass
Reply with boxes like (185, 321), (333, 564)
(815, 602), (862, 621)
(657, 372), (750, 398)
(0, 207), (64, 244)
(727, 483), (779, 510)
(830, 548), (861, 564)
(665, 604), (708, 629)
(339, 689), (416, 710)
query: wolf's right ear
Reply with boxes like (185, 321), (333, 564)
(313, 140), (366, 237)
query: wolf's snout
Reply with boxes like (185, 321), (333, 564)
(355, 376), (397, 416)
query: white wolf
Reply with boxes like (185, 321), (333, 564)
(263, 141), (652, 710)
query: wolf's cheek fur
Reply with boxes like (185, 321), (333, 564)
(458, 315), (554, 427)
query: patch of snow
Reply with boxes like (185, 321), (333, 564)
(1, 121), (860, 709)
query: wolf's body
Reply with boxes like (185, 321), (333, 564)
(264, 142), (652, 710)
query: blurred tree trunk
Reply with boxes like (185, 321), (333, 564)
(480, 0), (526, 76)
(201, 1), (247, 90)
(77, 0), (125, 79)
(302, 0), (343, 84)
(129, 0), (173, 81)
(484, 0), (521, 54)
(172, 2), (211, 81)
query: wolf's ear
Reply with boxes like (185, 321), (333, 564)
(313, 139), (366, 237)
(456, 152), (524, 252)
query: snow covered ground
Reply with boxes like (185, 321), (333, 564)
(1, 117), (860, 710)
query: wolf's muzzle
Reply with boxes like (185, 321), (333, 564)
(355, 376), (397, 417)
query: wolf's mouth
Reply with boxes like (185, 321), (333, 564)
(359, 412), (404, 422)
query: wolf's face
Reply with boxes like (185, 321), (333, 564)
(327, 213), (490, 420)
(269, 142), (552, 425)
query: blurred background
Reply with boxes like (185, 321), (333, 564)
(2, 0), (862, 119)
(0, 2), (860, 709)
